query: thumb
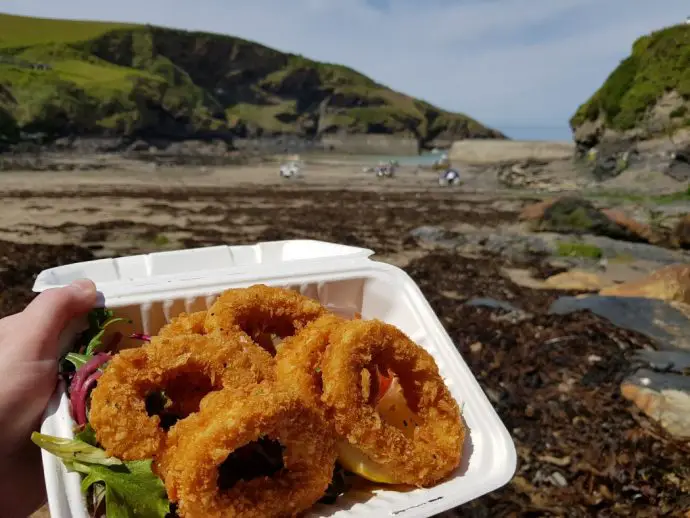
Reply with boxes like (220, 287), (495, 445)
(20, 279), (98, 359)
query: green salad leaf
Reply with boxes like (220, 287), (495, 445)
(64, 352), (93, 370)
(32, 433), (170, 518)
(87, 308), (115, 332)
(85, 317), (128, 356)
(81, 460), (170, 518)
(31, 433), (121, 467)
(61, 308), (129, 375)
(74, 424), (98, 447)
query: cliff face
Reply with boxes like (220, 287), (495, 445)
(0, 13), (504, 149)
(570, 24), (690, 148)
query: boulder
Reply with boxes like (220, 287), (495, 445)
(537, 197), (644, 242)
(588, 139), (640, 181)
(672, 214), (690, 248)
(599, 264), (690, 304)
(601, 208), (657, 243)
(518, 197), (560, 221)
(620, 369), (690, 439)
(665, 145), (690, 181)
(573, 117), (604, 150)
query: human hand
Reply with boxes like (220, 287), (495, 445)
(0, 279), (97, 517)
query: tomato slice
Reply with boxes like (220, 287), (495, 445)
(374, 369), (393, 405)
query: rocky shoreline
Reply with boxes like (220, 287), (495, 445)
(3, 135), (690, 197)
(0, 133), (449, 172)
(2, 181), (686, 518)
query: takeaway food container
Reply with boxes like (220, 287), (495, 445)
(34, 239), (516, 518)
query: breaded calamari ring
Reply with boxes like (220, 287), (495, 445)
(157, 311), (207, 339)
(274, 314), (345, 409)
(90, 332), (273, 461)
(163, 386), (337, 518)
(205, 285), (326, 355)
(320, 319), (464, 487)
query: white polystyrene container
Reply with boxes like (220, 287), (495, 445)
(34, 239), (516, 518)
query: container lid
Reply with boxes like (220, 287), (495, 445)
(33, 240), (375, 300)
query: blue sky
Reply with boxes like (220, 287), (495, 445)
(1, 0), (689, 140)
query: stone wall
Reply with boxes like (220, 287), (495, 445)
(450, 139), (575, 164)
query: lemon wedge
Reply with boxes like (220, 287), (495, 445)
(336, 441), (398, 484)
(337, 378), (419, 483)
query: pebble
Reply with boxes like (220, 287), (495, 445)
(550, 472), (568, 488)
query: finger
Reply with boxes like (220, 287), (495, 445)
(19, 279), (98, 358)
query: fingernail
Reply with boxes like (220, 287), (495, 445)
(69, 279), (97, 295)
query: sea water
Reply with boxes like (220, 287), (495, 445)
(301, 151), (444, 167)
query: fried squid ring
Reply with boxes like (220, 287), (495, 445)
(89, 332), (274, 461)
(205, 284), (326, 355)
(157, 311), (207, 339)
(274, 314), (345, 409)
(162, 386), (337, 518)
(320, 319), (464, 487)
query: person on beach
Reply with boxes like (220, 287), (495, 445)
(0, 279), (98, 518)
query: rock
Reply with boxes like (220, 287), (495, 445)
(573, 117), (604, 150)
(408, 226), (463, 249)
(497, 160), (551, 188)
(579, 139), (639, 180)
(537, 197), (645, 242)
(672, 214), (690, 248)
(665, 144), (690, 181)
(632, 349), (690, 374)
(599, 264), (690, 304)
(620, 369), (690, 439)
(465, 297), (523, 313)
(549, 295), (690, 351)
(465, 298), (533, 323)
(519, 198), (560, 221)
(479, 233), (553, 263)
(502, 267), (554, 290)
(583, 235), (688, 264)
(544, 271), (611, 291)
(53, 136), (74, 150)
(128, 139), (150, 152)
(601, 208), (657, 243)
(164, 139), (230, 156)
(592, 154), (618, 180)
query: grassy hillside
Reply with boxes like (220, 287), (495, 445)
(0, 13), (503, 146)
(571, 24), (690, 136)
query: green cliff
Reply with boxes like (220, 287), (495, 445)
(570, 23), (690, 147)
(0, 13), (503, 147)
